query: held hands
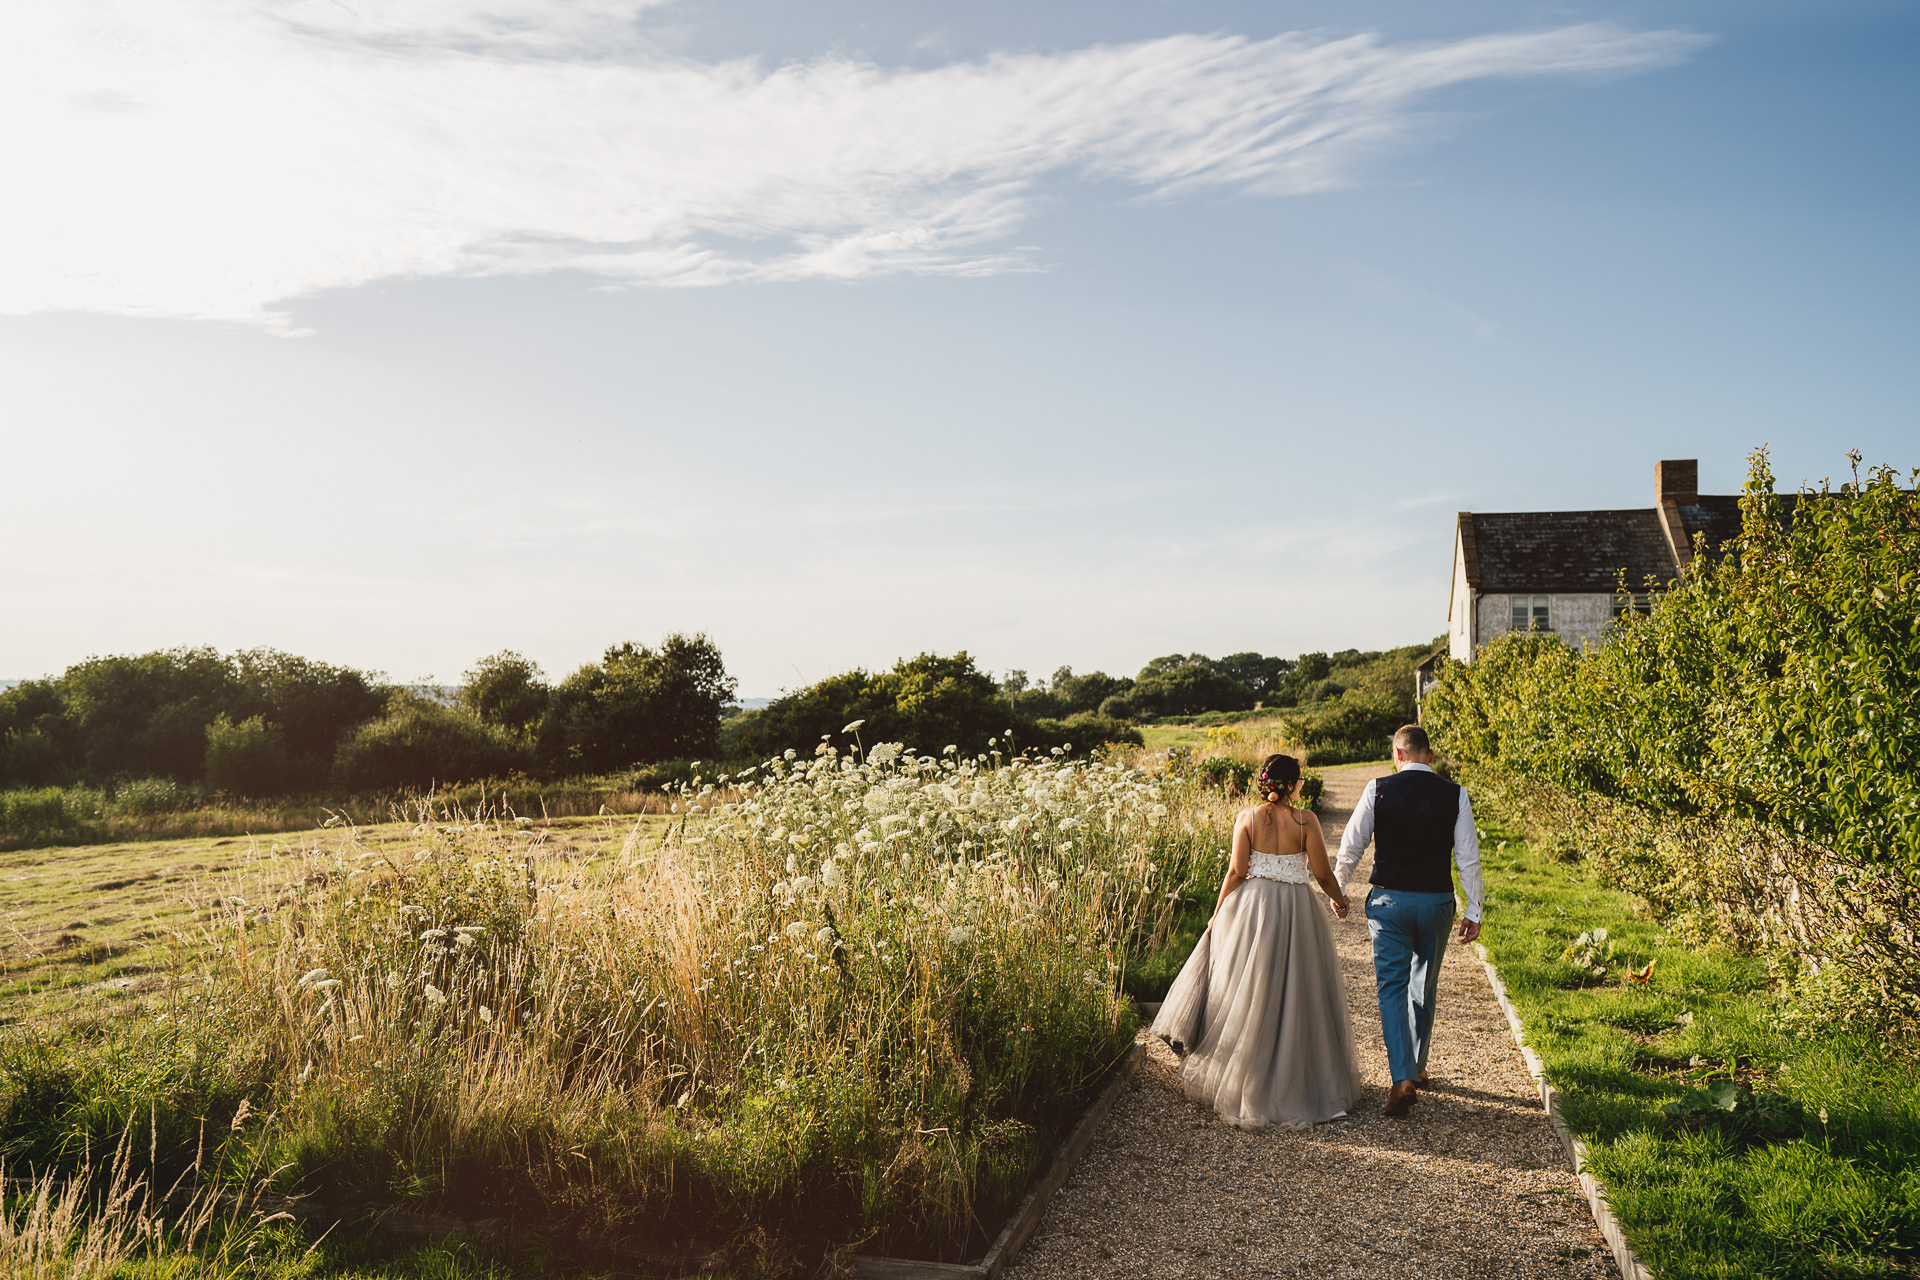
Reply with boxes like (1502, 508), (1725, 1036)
(1458, 918), (1482, 944)
(1329, 898), (1350, 921)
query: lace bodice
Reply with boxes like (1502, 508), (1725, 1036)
(1247, 851), (1312, 884)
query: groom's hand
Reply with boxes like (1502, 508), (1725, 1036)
(1458, 918), (1482, 945)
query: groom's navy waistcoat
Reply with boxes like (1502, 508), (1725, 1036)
(1370, 770), (1461, 894)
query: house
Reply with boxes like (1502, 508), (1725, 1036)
(1447, 459), (1750, 662)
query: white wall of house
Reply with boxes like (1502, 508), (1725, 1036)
(1448, 541), (1474, 662)
(1468, 592), (1616, 655)
(1551, 594), (1616, 651)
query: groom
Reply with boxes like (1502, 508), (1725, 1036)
(1334, 724), (1484, 1117)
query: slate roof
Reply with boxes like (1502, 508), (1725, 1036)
(1459, 491), (1803, 595)
(1668, 495), (1749, 556)
(1462, 509), (1677, 593)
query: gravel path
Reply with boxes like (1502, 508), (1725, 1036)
(1004, 763), (1615, 1280)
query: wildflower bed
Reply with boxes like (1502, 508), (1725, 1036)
(1, 741), (1226, 1274)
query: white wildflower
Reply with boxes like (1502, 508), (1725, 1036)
(843, 719), (866, 733)
(785, 920), (811, 940)
(1593, 927), (1609, 943)
(814, 925), (838, 945)
(947, 926), (973, 946)
(478, 1006), (493, 1025)
(297, 968), (331, 989)
(424, 984), (447, 1006)
(821, 862), (845, 890)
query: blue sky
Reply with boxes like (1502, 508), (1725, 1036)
(2, 0), (1914, 696)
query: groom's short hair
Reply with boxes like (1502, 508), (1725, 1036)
(1392, 725), (1431, 756)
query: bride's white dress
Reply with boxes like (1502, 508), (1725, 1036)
(1150, 849), (1362, 1128)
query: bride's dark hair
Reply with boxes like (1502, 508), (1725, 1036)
(1257, 754), (1301, 803)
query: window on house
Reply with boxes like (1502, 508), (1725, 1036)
(1510, 595), (1551, 631)
(1612, 593), (1653, 618)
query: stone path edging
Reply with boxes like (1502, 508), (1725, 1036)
(1472, 946), (1654, 1280)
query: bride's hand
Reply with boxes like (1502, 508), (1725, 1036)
(1331, 899), (1350, 920)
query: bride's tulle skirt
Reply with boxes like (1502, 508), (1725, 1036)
(1149, 878), (1362, 1129)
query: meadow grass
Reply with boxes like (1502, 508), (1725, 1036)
(0, 777), (685, 854)
(1, 746), (1233, 1277)
(1475, 809), (1920, 1279)
(0, 815), (665, 1027)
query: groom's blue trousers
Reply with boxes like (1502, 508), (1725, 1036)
(1365, 887), (1455, 1086)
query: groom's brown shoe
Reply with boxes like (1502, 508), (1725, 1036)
(1384, 1081), (1419, 1117)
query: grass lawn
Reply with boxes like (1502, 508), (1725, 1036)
(1476, 814), (1920, 1279)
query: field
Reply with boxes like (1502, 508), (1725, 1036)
(0, 750), (1232, 1279)
(0, 813), (663, 1028)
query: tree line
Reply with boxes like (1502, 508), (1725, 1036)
(0, 636), (736, 797)
(1, 635), (1435, 800)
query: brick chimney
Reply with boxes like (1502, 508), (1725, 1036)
(1655, 459), (1698, 506)
(1655, 459), (1699, 569)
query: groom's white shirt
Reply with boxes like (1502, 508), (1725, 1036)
(1334, 764), (1484, 923)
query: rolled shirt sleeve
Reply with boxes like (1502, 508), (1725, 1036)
(1334, 778), (1376, 895)
(1455, 788), (1484, 923)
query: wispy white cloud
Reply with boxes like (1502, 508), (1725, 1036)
(0, 3), (1707, 327)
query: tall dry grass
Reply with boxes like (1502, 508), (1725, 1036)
(189, 744), (1227, 1266)
(0, 1123), (291, 1280)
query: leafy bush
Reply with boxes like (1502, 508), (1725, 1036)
(331, 696), (528, 792)
(0, 787), (74, 844)
(1193, 756), (1254, 795)
(458, 650), (550, 736)
(203, 713), (291, 796)
(1426, 449), (1920, 1040)
(732, 653), (1015, 763)
(537, 634), (739, 774)
(1130, 658), (1254, 717)
(1027, 713), (1144, 752)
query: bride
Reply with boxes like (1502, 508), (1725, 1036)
(1151, 754), (1362, 1128)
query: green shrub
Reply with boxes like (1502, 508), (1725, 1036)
(204, 713), (291, 796)
(332, 697), (529, 792)
(537, 635), (739, 774)
(1193, 756), (1254, 795)
(1028, 713), (1144, 752)
(0, 787), (74, 844)
(458, 651), (550, 736)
